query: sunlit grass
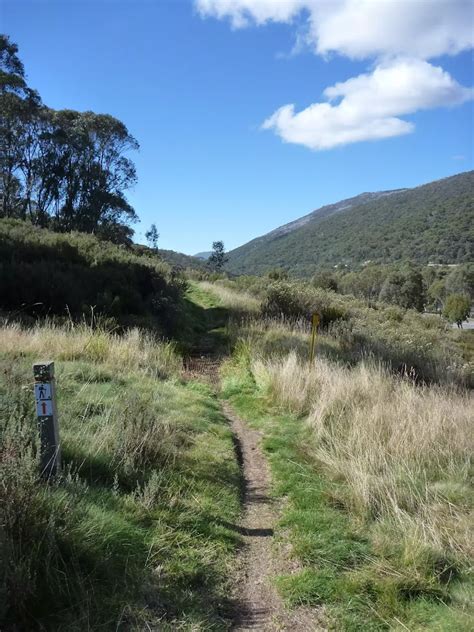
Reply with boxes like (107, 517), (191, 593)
(197, 281), (262, 314)
(0, 322), (240, 630)
(221, 327), (474, 630)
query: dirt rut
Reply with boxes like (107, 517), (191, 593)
(223, 402), (326, 631)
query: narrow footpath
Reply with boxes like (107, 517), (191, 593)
(223, 402), (326, 631)
(183, 286), (325, 630)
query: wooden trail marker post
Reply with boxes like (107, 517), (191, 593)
(33, 362), (61, 477)
(309, 313), (320, 363)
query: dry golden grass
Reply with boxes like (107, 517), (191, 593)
(252, 352), (474, 561)
(0, 322), (181, 377)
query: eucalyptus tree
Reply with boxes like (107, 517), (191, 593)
(46, 110), (139, 237)
(1, 36), (140, 243)
(145, 223), (159, 251)
(0, 34), (41, 217)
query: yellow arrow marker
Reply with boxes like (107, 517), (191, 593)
(309, 313), (320, 363)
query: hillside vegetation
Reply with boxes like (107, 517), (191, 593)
(1, 277), (473, 630)
(0, 219), (187, 335)
(214, 276), (473, 386)
(155, 247), (208, 270)
(227, 171), (474, 276)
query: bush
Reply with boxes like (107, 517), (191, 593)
(262, 281), (347, 328)
(443, 294), (471, 327)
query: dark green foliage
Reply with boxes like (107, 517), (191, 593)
(141, 245), (209, 272)
(227, 171), (474, 275)
(379, 264), (426, 311)
(0, 35), (42, 218)
(424, 263), (473, 311)
(145, 223), (159, 251)
(338, 264), (386, 301)
(208, 240), (228, 271)
(0, 219), (185, 335)
(312, 269), (339, 292)
(267, 268), (289, 281)
(444, 264), (474, 298)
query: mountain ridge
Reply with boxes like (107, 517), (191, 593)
(226, 171), (474, 276)
(265, 188), (407, 241)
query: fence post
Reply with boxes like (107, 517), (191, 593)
(33, 361), (61, 477)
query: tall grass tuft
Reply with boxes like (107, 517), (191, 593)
(0, 321), (240, 629)
(252, 352), (473, 563)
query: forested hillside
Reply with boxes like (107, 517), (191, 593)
(227, 171), (474, 276)
(152, 247), (208, 270)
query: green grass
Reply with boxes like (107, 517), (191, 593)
(178, 282), (232, 355)
(186, 281), (223, 310)
(221, 353), (473, 631)
(0, 334), (241, 630)
(0, 218), (186, 336)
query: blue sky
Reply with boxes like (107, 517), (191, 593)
(2, 0), (473, 254)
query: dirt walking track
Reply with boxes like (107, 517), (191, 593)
(222, 403), (326, 631)
(184, 354), (325, 630)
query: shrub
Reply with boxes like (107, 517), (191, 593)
(443, 294), (471, 327)
(262, 281), (347, 328)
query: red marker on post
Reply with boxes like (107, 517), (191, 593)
(33, 362), (61, 478)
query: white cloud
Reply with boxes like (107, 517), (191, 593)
(262, 59), (473, 150)
(196, 0), (305, 28)
(196, 0), (474, 149)
(196, 0), (474, 58)
(310, 0), (474, 60)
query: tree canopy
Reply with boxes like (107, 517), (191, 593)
(443, 294), (471, 328)
(0, 35), (139, 243)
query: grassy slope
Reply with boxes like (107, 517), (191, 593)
(227, 171), (474, 276)
(0, 325), (240, 630)
(220, 345), (473, 631)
